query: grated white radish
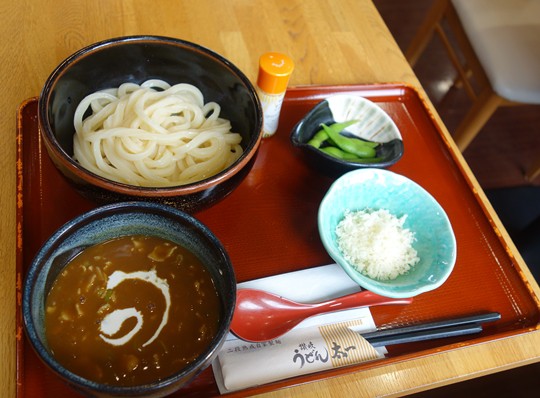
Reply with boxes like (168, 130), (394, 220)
(335, 208), (419, 280)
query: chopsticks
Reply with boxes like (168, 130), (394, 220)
(360, 312), (501, 347)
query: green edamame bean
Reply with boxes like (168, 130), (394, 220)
(352, 137), (379, 149)
(332, 122), (379, 149)
(306, 129), (329, 148)
(321, 123), (377, 158)
(320, 146), (359, 160)
(321, 146), (382, 163)
(307, 128), (343, 149)
(326, 119), (360, 133)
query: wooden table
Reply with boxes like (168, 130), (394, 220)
(2, 0), (539, 397)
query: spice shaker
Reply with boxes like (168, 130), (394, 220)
(256, 52), (294, 138)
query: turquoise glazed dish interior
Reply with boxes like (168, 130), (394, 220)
(318, 168), (456, 298)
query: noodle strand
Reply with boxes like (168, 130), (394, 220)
(73, 80), (243, 187)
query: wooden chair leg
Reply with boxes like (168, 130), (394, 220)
(453, 88), (503, 151)
(405, 0), (449, 66)
(525, 158), (540, 182)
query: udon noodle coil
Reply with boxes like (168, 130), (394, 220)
(73, 79), (243, 187)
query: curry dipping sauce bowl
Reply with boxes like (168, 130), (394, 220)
(318, 168), (457, 299)
(290, 94), (404, 177)
(38, 35), (263, 213)
(22, 201), (236, 397)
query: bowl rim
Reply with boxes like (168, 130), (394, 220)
(22, 201), (236, 394)
(317, 168), (457, 298)
(38, 35), (263, 196)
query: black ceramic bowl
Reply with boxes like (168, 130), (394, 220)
(38, 35), (262, 213)
(290, 94), (404, 178)
(22, 201), (236, 397)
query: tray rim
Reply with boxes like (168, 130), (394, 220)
(15, 83), (540, 397)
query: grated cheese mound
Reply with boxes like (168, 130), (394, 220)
(335, 208), (419, 280)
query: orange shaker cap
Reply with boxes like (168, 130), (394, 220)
(257, 52), (294, 94)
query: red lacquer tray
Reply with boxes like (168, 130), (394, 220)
(16, 84), (540, 397)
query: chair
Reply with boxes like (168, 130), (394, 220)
(405, 0), (540, 181)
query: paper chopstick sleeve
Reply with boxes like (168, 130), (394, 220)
(214, 320), (384, 393)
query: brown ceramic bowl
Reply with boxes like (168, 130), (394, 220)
(38, 35), (262, 213)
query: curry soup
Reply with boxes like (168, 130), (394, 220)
(45, 235), (221, 386)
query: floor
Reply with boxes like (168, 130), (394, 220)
(373, 0), (540, 277)
(375, 0), (540, 189)
(373, 0), (540, 396)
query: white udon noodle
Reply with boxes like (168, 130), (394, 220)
(73, 79), (243, 187)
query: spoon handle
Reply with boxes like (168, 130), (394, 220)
(309, 290), (412, 314)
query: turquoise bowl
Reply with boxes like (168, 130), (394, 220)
(318, 169), (456, 298)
